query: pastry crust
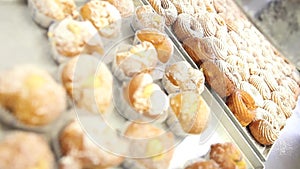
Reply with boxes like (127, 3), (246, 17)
(226, 89), (257, 127)
(209, 142), (246, 169)
(248, 75), (271, 100)
(31, 0), (77, 20)
(135, 28), (173, 63)
(113, 41), (158, 80)
(162, 61), (205, 94)
(169, 0), (195, 15)
(132, 5), (165, 32)
(200, 61), (236, 98)
(169, 91), (210, 134)
(239, 81), (264, 107)
(148, 0), (178, 26)
(61, 55), (113, 114)
(48, 17), (104, 61)
(0, 131), (54, 169)
(0, 65), (66, 126)
(173, 13), (204, 42)
(104, 0), (134, 17)
(59, 120), (124, 169)
(182, 37), (216, 65)
(124, 72), (168, 118)
(185, 159), (220, 169)
(80, 0), (121, 38)
(124, 122), (174, 169)
(249, 119), (279, 145)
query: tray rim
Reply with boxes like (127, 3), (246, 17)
(138, 0), (268, 165)
(0, 0), (264, 168)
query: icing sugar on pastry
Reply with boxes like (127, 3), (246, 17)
(162, 61), (205, 94)
(49, 17), (104, 62)
(80, 0), (121, 38)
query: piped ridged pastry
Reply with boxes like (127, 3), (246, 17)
(134, 28), (173, 63)
(262, 100), (286, 129)
(239, 81), (264, 107)
(173, 13), (204, 42)
(0, 131), (55, 169)
(249, 119), (279, 146)
(248, 75), (271, 100)
(200, 61), (236, 98)
(209, 37), (228, 60)
(182, 37), (216, 65)
(215, 60), (242, 88)
(162, 61), (205, 94)
(226, 89), (257, 127)
(209, 142), (246, 169)
(148, 0), (178, 26)
(225, 55), (249, 80)
(228, 31), (247, 51)
(271, 91), (292, 119)
(278, 77), (300, 97)
(254, 107), (280, 129)
(168, 91), (210, 134)
(261, 71), (279, 92)
(170, 0), (195, 14)
(193, 12), (227, 37)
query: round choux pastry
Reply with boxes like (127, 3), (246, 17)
(61, 55), (113, 114)
(59, 120), (124, 169)
(80, 0), (122, 38)
(0, 65), (66, 126)
(0, 131), (55, 169)
(162, 61), (205, 94)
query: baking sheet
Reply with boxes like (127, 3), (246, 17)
(137, 0), (298, 163)
(0, 0), (263, 168)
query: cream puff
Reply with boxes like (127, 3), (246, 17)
(104, 0), (135, 18)
(123, 72), (169, 121)
(167, 91), (210, 135)
(59, 120), (124, 169)
(112, 41), (158, 81)
(124, 122), (174, 169)
(209, 142), (247, 169)
(162, 61), (205, 94)
(132, 5), (165, 32)
(134, 28), (173, 64)
(61, 55), (113, 114)
(0, 65), (66, 126)
(28, 0), (77, 28)
(0, 131), (54, 169)
(80, 0), (122, 38)
(48, 17), (104, 63)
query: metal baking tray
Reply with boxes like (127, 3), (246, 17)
(0, 0), (263, 168)
(137, 0), (288, 163)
